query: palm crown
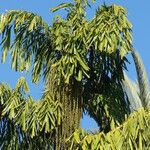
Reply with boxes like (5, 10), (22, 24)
(1, 0), (145, 149)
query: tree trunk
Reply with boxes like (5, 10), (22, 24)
(56, 81), (82, 150)
(46, 76), (83, 150)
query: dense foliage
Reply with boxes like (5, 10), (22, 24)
(0, 0), (149, 149)
(0, 78), (62, 149)
(67, 108), (150, 150)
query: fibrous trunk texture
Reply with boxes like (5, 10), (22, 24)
(46, 76), (83, 150)
(56, 81), (82, 150)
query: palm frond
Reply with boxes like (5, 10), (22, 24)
(67, 108), (150, 149)
(51, 3), (73, 12)
(122, 72), (142, 111)
(0, 10), (51, 83)
(0, 77), (62, 140)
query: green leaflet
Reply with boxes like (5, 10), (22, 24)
(76, 70), (83, 81)
(75, 51), (89, 71)
(1, 26), (11, 63)
(51, 3), (73, 12)
(28, 16), (37, 31)
(15, 77), (29, 93)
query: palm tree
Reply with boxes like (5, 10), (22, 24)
(0, 0), (133, 149)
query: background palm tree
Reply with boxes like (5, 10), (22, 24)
(123, 49), (150, 111)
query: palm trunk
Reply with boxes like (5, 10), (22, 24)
(131, 50), (150, 108)
(46, 76), (83, 150)
(56, 81), (82, 150)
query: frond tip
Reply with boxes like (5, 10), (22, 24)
(15, 77), (29, 93)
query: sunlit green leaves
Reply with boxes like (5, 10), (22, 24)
(0, 1), (137, 149)
(49, 3), (132, 84)
(0, 10), (51, 83)
(50, 13), (89, 83)
(0, 77), (62, 139)
(15, 77), (29, 93)
(88, 5), (132, 58)
(67, 108), (150, 149)
(0, 3), (132, 85)
(51, 3), (74, 12)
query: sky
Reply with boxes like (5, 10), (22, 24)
(0, 0), (150, 130)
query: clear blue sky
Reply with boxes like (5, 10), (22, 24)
(0, 0), (150, 130)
